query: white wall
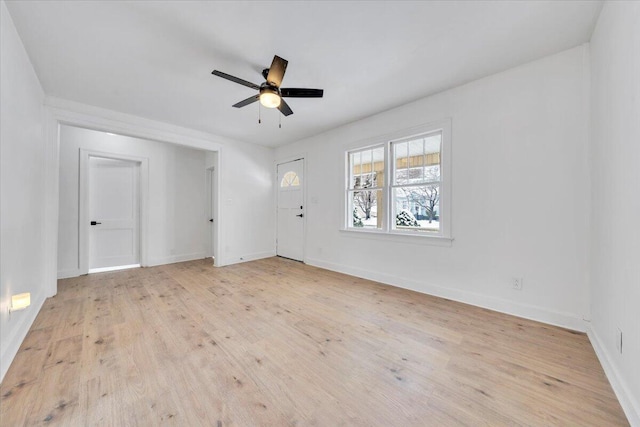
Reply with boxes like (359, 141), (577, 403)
(589, 2), (640, 424)
(57, 125), (212, 277)
(215, 138), (275, 266)
(276, 45), (591, 331)
(0, 0), (47, 381)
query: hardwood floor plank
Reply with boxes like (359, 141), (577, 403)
(0, 258), (629, 426)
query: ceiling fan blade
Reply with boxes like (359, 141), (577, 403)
(232, 94), (260, 108)
(280, 88), (324, 98)
(212, 70), (260, 90)
(266, 55), (288, 88)
(277, 98), (294, 116)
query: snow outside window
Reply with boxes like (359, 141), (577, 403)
(347, 146), (384, 229)
(391, 132), (442, 233)
(345, 120), (451, 239)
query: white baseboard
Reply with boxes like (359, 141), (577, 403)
(57, 269), (81, 279)
(145, 252), (209, 267)
(305, 257), (587, 332)
(588, 327), (640, 426)
(58, 253), (212, 278)
(216, 251), (276, 267)
(0, 292), (46, 383)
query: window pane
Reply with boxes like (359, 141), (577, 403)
(393, 132), (442, 186)
(350, 152), (360, 188)
(424, 133), (441, 157)
(393, 141), (408, 184)
(408, 139), (424, 182)
(424, 134), (441, 180)
(280, 171), (300, 187)
(392, 185), (440, 232)
(350, 190), (382, 229)
(372, 147), (385, 165)
(349, 146), (384, 190)
(361, 149), (372, 169)
(424, 164), (440, 182)
(362, 172), (376, 188)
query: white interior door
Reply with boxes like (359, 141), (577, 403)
(277, 159), (304, 261)
(89, 157), (140, 270)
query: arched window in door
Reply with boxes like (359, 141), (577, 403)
(280, 171), (300, 188)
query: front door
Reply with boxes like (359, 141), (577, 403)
(89, 157), (140, 270)
(277, 159), (304, 261)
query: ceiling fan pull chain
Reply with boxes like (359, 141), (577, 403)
(279, 112), (282, 129)
(258, 103), (261, 124)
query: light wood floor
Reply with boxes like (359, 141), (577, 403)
(1, 257), (628, 426)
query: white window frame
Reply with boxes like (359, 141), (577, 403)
(343, 119), (452, 243)
(346, 144), (386, 230)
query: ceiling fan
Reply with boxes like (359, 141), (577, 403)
(211, 55), (323, 117)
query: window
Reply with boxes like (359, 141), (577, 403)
(347, 146), (385, 229)
(391, 132), (441, 232)
(280, 171), (300, 187)
(345, 120), (451, 239)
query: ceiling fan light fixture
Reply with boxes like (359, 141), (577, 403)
(259, 87), (281, 108)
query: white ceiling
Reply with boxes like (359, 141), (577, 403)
(6, 1), (602, 147)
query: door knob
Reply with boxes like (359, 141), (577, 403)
(296, 213), (304, 218)
(90, 221), (102, 225)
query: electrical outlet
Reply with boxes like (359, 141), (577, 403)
(512, 277), (523, 290)
(616, 328), (623, 354)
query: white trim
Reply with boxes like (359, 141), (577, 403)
(146, 252), (211, 267)
(305, 256), (587, 332)
(43, 108), (62, 297)
(44, 97), (224, 294)
(0, 293), (46, 381)
(57, 269), (82, 280)
(60, 253), (212, 277)
(588, 327), (640, 426)
(339, 228), (453, 247)
(208, 157), (222, 268)
(88, 264), (140, 274)
(79, 150), (148, 274)
(206, 166), (217, 261)
(217, 251), (276, 267)
(45, 97), (229, 150)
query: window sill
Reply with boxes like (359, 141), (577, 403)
(339, 228), (453, 247)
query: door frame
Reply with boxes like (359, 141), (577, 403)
(275, 155), (307, 262)
(79, 149), (149, 275)
(206, 166), (217, 263)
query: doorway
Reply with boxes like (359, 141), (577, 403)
(276, 158), (304, 261)
(78, 149), (148, 275)
(87, 157), (140, 272)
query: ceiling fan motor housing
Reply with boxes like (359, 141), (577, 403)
(259, 82), (281, 96)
